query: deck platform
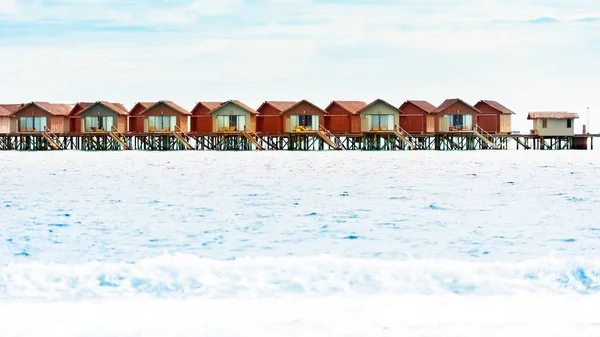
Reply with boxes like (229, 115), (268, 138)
(0, 131), (597, 151)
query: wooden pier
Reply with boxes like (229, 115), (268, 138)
(0, 127), (597, 151)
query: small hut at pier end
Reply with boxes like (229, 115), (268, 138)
(432, 98), (480, 132)
(281, 100), (327, 132)
(358, 99), (399, 132)
(190, 102), (223, 133)
(0, 104), (22, 133)
(204, 100), (258, 132)
(71, 101), (129, 133)
(528, 112), (579, 136)
(11, 102), (72, 133)
(256, 101), (297, 134)
(128, 101), (190, 132)
(474, 100), (514, 134)
(324, 101), (367, 134)
(399, 100), (436, 134)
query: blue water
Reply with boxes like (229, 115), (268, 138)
(1, 151), (600, 336)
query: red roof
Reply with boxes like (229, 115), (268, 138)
(476, 100), (515, 115)
(0, 104), (22, 117)
(75, 101), (129, 116)
(433, 98), (480, 114)
(401, 100), (436, 113)
(528, 112), (579, 119)
(257, 101), (298, 115)
(213, 100), (259, 115)
(358, 99), (398, 114)
(140, 101), (191, 115)
(325, 101), (367, 114)
(15, 102), (72, 116)
(191, 102), (224, 115)
(130, 102), (156, 115)
(70, 102), (95, 115)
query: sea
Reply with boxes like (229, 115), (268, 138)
(1, 151), (599, 336)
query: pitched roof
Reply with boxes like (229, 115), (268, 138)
(257, 101), (298, 115)
(130, 102), (156, 115)
(0, 104), (22, 115)
(190, 102), (224, 115)
(325, 101), (368, 114)
(0, 104), (22, 117)
(281, 99), (327, 115)
(0, 106), (10, 117)
(433, 98), (480, 114)
(141, 101), (191, 115)
(528, 112), (579, 119)
(70, 102), (95, 114)
(212, 100), (259, 115)
(401, 100), (436, 113)
(358, 99), (398, 114)
(476, 100), (515, 115)
(15, 102), (72, 116)
(75, 101), (129, 116)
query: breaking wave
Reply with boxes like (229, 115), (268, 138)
(1, 253), (599, 301)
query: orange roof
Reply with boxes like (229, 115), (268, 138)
(76, 101), (129, 116)
(476, 100), (515, 115)
(433, 98), (480, 114)
(325, 101), (367, 114)
(16, 102), (72, 116)
(213, 100), (259, 115)
(140, 101), (191, 115)
(401, 100), (436, 113)
(528, 112), (579, 119)
(0, 104), (22, 117)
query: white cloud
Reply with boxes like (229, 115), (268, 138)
(0, 0), (18, 13)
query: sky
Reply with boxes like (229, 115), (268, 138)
(0, 0), (599, 133)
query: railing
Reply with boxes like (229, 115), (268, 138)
(394, 125), (418, 150)
(243, 125), (265, 150)
(473, 124), (499, 149)
(43, 126), (63, 150)
(318, 125), (342, 150)
(110, 125), (131, 150)
(173, 125), (193, 150)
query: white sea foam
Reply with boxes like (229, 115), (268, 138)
(1, 254), (599, 301)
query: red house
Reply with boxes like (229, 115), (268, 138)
(190, 102), (223, 133)
(256, 101), (297, 133)
(128, 101), (190, 132)
(432, 98), (480, 132)
(128, 102), (155, 133)
(324, 101), (367, 134)
(12, 102), (72, 133)
(399, 100), (436, 133)
(474, 100), (514, 134)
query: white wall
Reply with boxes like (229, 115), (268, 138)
(533, 118), (575, 136)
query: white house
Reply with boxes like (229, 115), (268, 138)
(528, 112), (579, 136)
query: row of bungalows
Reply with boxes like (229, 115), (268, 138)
(0, 98), (517, 135)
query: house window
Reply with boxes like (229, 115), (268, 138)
(84, 116), (114, 131)
(19, 116), (46, 132)
(542, 119), (547, 128)
(217, 115), (246, 131)
(567, 119), (572, 128)
(298, 115), (315, 128)
(367, 114), (394, 131)
(290, 115), (318, 131)
(444, 114), (473, 130)
(148, 116), (176, 131)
